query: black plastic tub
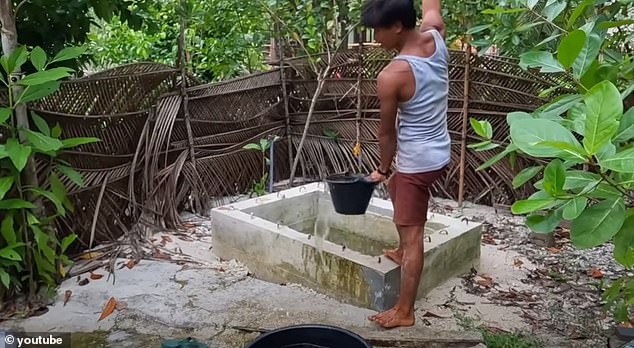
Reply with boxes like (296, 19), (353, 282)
(245, 324), (372, 348)
(325, 173), (376, 215)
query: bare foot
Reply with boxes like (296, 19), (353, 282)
(383, 248), (402, 265)
(368, 306), (415, 329)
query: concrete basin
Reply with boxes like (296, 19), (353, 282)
(210, 183), (482, 311)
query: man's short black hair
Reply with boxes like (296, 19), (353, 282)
(360, 0), (417, 29)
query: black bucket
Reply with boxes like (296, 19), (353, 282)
(325, 173), (376, 215)
(245, 324), (372, 348)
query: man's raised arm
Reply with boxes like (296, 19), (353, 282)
(421, 0), (445, 37)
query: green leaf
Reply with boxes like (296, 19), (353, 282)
(0, 268), (10, 289)
(18, 67), (73, 86)
(562, 197), (588, 220)
(536, 141), (588, 162)
(566, 0), (593, 29)
(22, 129), (64, 152)
(28, 188), (65, 215)
(31, 112), (50, 136)
(51, 123), (62, 138)
(30, 47), (47, 71)
(512, 199), (557, 215)
(0, 176), (14, 201)
(557, 30), (586, 70)
(243, 143), (261, 151)
(507, 112), (533, 126)
(5, 138), (32, 172)
(598, 19), (634, 29)
(466, 24), (491, 34)
(543, 1), (567, 21)
(16, 81), (61, 105)
(536, 94), (583, 118)
(572, 33), (603, 80)
(583, 81), (622, 155)
(600, 147), (634, 173)
(543, 159), (566, 196)
(5, 46), (27, 75)
(50, 46), (87, 64)
(615, 107), (634, 143)
(567, 103), (587, 136)
(469, 118), (493, 138)
(513, 166), (543, 189)
(0, 199), (35, 210)
(0, 107), (12, 124)
(61, 137), (100, 149)
(1, 212), (16, 245)
(468, 141), (499, 151)
(26, 211), (39, 225)
(56, 165), (85, 187)
(0, 247), (21, 261)
(614, 213), (634, 269)
(535, 34), (563, 48)
(571, 198), (626, 249)
(526, 210), (562, 234)
(61, 234), (77, 253)
(477, 144), (517, 171)
(510, 119), (582, 158)
(482, 7), (528, 14)
(519, 51), (565, 73)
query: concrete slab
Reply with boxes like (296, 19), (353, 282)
(211, 183), (482, 311)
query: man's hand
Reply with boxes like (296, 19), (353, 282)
(368, 170), (387, 183)
(421, 0), (445, 37)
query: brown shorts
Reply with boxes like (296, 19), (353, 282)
(387, 167), (446, 227)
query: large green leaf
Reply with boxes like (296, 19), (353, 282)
(30, 47), (47, 71)
(572, 33), (603, 80)
(31, 112), (50, 136)
(0, 107), (12, 124)
(614, 211), (634, 269)
(16, 81), (61, 105)
(536, 94), (583, 118)
(571, 198), (626, 249)
(562, 197), (588, 220)
(543, 1), (567, 21)
(583, 81), (622, 155)
(1, 212), (16, 246)
(507, 112), (533, 126)
(519, 51), (565, 73)
(18, 67), (73, 86)
(526, 210), (562, 234)
(513, 166), (543, 189)
(566, 103), (587, 136)
(512, 199), (558, 215)
(5, 138), (32, 172)
(56, 164), (85, 187)
(50, 46), (87, 64)
(0, 199), (36, 210)
(543, 159), (566, 196)
(0, 247), (21, 261)
(536, 141), (588, 163)
(61, 137), (101, 149)
(614, 107), (634, 143)
(22, 129), (64, 153)
(510, 119), (581, 158)
(557, 30), (586, 69)
(0, 176), (15, 201)
(600, 147), (634, 173)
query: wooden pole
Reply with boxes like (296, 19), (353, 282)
(458, 44), (471, 207)
(355, 31), (364, 171)
(278, 23), (294, 184)
(178, 1), (202, 213)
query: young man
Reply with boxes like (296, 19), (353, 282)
(362, 0), (450, 329)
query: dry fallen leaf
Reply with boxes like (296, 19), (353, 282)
(476, 274), (495, 288)
(183, 223), (196, 228)
(98, 297), (117, 321)
(591, 267), (603, 279)
(162, 235), (173, 243)
(513, 258), (524, 268)
(78, 252), (103, 260)
(126, 260), (137, 269)
(63, 290), (72, 306)
(546, 247), (561, 253)
(90, 272), (104, 280)
(152, 251), (171, 260)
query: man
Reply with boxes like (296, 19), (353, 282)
(362, 0), (450, 329)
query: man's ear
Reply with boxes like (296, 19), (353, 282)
(393, 22), (403, 34)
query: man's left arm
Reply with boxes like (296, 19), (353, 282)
(372, 70), (400, 181)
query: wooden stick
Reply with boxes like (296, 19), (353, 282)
(278, 24), (294, 183)
(458, 45), (472, 207)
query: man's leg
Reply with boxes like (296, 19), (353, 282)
(370, 223), (424, 328)
(384, 173), (404, 264)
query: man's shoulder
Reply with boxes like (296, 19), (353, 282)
(378, 60), (411, 83)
